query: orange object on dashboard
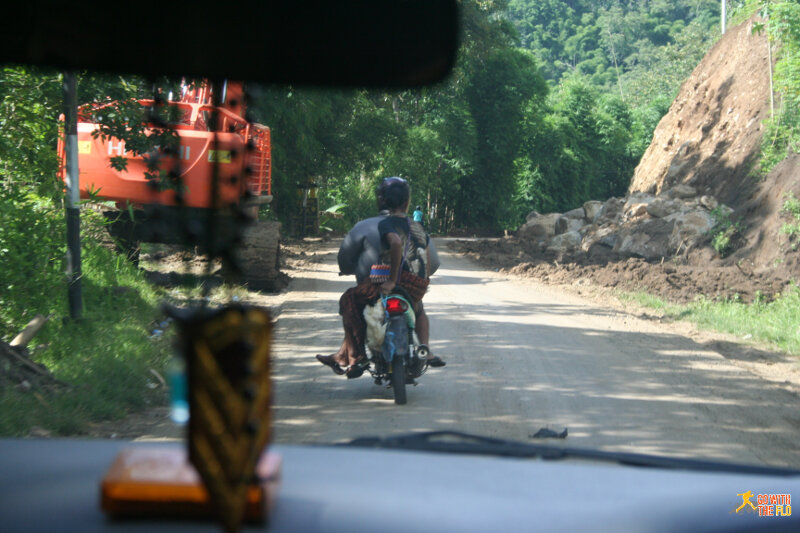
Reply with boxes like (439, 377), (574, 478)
(100, 446), (281, 522)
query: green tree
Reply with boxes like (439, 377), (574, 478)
(759, 0), (800, 171)
(514, 77), (637, 217)
(0, 67), (62, 198)
(459, 47), (548, 229)
(507, 0), (719, 92)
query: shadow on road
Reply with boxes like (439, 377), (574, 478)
(269, 244), (800, 469)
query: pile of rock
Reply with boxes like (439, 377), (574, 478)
(518, 184), (732, 260)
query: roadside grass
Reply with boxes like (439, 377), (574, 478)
(618, 286), (800, 356)
(0, 194), (173, 436)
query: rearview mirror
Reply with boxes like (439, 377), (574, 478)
(1, 0), (459, 87)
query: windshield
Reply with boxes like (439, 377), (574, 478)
(2, 0), (800, 478)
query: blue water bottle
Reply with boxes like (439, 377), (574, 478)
(168, 355), (189, 425)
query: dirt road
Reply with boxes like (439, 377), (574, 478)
(265, 240), (800, 468)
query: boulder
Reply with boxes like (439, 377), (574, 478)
(668, 209), (716, 251)
(583, 201), (604, 223)
(613, 231), (655, 258)
(623, 193), (656, 220)
(627, 203), (650, 219)
(699, 195), (719, 210)
(646, 197), (682, 218)
(581, 225), (618, 252)
(613, 218), (676, 259)
(597, 226), (619, 247)
(525, 210), (541, 223)
(579, 223), (598, 237)
(546, 231), (582, 253)
(518, 213), (561, 242)
(555, 215), (585, 235)
(598, 197), (625, 224)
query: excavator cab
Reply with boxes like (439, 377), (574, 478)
(57, 79), (271, 209)
(57, 79), (281, 290)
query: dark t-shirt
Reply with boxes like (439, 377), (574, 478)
(378, 215), (429, 278)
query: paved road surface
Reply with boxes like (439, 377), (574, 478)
(269, 240), (800, 468)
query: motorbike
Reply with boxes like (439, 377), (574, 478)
(360, 287), (429, 405)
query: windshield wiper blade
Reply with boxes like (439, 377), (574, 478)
(345, 431), (564, 459)
(340, 431), (800, 477)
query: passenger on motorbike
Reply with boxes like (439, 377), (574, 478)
(316, 177), (445, 378)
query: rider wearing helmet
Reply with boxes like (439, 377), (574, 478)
(316, 177), (445, 377)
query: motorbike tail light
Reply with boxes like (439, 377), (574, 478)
(385, 297), (408, 315)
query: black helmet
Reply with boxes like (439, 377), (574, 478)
(378, 176), (407, 194)
(377, 177), (409, 210)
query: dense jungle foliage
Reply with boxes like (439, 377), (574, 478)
(749, 0), (800, 173)
(256, 0), (728, 233)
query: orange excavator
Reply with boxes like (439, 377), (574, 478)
(58, 80), (281, 290)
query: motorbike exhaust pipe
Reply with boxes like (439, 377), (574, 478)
(415, 344), (429, 360)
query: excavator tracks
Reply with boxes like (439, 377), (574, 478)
(233, 220), (282, 292)
(104, 207), (283, 291)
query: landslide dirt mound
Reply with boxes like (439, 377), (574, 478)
(629, 14), (770, 207)
(449, 238), (791, 304)
(628, 13), (800, 276)
(732, 154), (800, 275)
(451, 15), (800, 307)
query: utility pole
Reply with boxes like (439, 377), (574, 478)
(63, 71), (83, 320)
(765, 4), (775, 118)
(721, 0), (727, 34)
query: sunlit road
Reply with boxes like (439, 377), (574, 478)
(269, 240), (800, 468)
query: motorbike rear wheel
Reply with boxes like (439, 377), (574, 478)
(390, 355), (407, 405)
